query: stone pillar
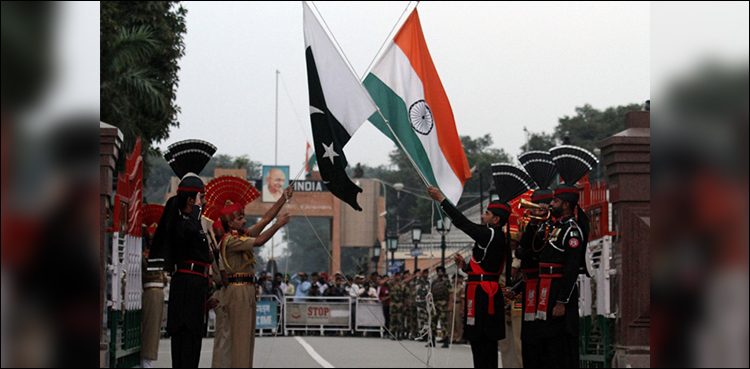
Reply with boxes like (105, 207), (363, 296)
(599, 111), (650, 367)
(99, 122), (122, 366)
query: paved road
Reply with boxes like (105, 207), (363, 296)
(154, 336), (504, 367)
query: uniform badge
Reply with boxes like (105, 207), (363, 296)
(568, 238), (580, 248)
(570, 230), (580, 238)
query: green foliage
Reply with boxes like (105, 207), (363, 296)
(101, 1), (187, 156)
(554, 103), (644, 153)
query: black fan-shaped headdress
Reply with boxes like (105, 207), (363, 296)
(165, 139), (216, 179)
(489, 163), (534, 218)
(518, 150), (558, 204)
(549, 145), (598, 185)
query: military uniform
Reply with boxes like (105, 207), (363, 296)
(517, 149), (561, 368)
(531, 216), (585, 367)
(430, 274), (451, 346)
(435, 163), (534, 368)
(150, 139), (217, 368)
(205, 219), (230, 369)
(389, 278), (405, 339)
(447, 278), (465, 343)
(407, 276), (419, 338)
(141, 255), (167, 365)
(516, 219), (551, 367)
(221, 230), (258, 368)
(414, 276), (430, 339)
(441, 199), (508, 368)
(527, 144), (597, 367)
(165, 206), (213, 368)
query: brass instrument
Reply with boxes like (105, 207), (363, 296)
(518, 199), (551, 232)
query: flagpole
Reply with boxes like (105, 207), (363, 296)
(272, 69), (280, 261)
(376, 109), (432, 188)
(275, 69), (280, 166)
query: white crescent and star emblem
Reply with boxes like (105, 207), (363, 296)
(322, 141), (339, 164)
(310, 106), (325, 115)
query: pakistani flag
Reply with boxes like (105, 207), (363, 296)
(364, 9), (471, 204)
(303, 2), (376, 211)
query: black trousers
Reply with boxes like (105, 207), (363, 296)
(170, 326), (202, 368)
(469, 338), (498, 368)
(382, 304), (390, 331)
(523, 333), (578, 368)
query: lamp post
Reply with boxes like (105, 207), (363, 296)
(372, 240), (382, 274)
(386, 231), (399, 274)
(436, 217), (452, 268)
(411, 221), (422, 271)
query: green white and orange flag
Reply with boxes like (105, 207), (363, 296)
(305, 141), (317, 176)
(364, 9), (471, 204)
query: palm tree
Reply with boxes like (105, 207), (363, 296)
(101, 25), (166, 152)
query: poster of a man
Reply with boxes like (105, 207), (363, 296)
(262, 165), (289, 202)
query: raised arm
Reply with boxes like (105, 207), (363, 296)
(427, 186), (492, 245)
(247, 186), (293, 237)
(252, 212), (291, 246)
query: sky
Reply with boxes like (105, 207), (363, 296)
(157, 1), (651, 179)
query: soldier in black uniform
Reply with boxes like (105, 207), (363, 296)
(427, 163), (534, 369)
(150, 139), (217, 368)
(531, 145), (597, 368)
(516, 150), (558, 368)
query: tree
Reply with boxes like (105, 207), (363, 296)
(521, 130), (556, 152)
(554, 103), (644, 153)
(101, 1), (187, 155)
(460, 134), (513, 197)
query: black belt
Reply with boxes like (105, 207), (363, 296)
(227, 274), (257, 285)
(521, 268), (539, 279)
(467, 274), (499, 282)
(539, 266), (564, 275)
(176, 261), (209, 275)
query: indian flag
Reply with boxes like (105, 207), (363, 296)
(364, 9), (471, 204)
(305, 141), (317, 176)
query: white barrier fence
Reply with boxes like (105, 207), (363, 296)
(201, 295), (389, 337)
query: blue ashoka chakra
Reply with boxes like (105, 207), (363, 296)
(409, 100), (433, 135)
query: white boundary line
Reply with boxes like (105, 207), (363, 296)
(294, 336), (335, 368)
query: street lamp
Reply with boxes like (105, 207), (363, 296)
(393, 182), (404, 235)
(372, 240), (382, 274)
(386, 231), (399, 274)
(436, 217), (452, 268)
(411, 221), (422, 270)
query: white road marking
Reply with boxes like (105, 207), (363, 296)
(294, 336), (335, 368)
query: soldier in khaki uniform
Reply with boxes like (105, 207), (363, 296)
(448, 274), (465, 344)
(204, 217), (230, 368)
(220, 187), (292, 367)
(430, 266), (452, 348)
(141, 220), (166, 369)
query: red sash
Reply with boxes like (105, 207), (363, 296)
(466, 260), (499, 325)
(535, 263), (563, 320)
(522, 268), (539, 321)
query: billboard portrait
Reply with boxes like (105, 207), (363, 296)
(262, 165), (289, 203)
